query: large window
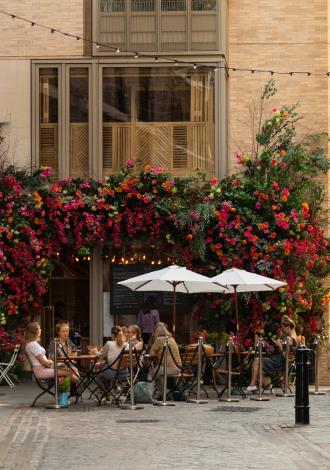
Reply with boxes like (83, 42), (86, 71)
(96, 0), (219, 52)
(69, 68), (89, 178)
(39, 68), (59, 176)
(36, 65), (216, 178)
(102, 67), (215, 175)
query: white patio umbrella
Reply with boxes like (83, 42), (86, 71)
(210, 268), (287, 336)
(118, 264), (228, 335)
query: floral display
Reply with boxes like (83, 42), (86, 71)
(0, 83), (329, 366)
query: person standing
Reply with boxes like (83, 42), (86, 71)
(137, 296), (160, 346)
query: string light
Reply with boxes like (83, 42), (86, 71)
(0, 8), (329, 78)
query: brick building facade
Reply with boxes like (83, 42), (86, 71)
(0, 0), (329, 382)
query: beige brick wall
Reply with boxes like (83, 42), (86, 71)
(0, 0), (84, 57)
(228, 0), (330, 384)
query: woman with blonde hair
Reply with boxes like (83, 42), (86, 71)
(93, 326), (128, 380)
(24, 322), (79, 384)
(127, 324), (143, 351)
(148, 322), (182, 400)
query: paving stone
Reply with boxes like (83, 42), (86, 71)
(0, 383), (329, 470)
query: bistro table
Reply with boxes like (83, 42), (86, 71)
(57, 354), (100, 402)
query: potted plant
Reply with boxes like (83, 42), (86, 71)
(58, 376), (71, 407)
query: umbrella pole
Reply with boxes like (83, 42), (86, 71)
(172, 284), (177, 337)
(233, 286), (240, 361)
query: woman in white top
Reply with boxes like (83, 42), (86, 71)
(92, 326), (128, 380)
(24, 322), (79, 383)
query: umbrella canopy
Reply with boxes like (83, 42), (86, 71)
(211, 267), (287, 336)
(118, 265), (228, 335)
(211, 268), (287, 293)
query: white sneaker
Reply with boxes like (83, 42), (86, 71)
(246, 385), (257, 392)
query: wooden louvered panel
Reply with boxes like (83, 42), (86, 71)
(39, 124), (58, 174)
(135, 127), (152, 169)
(70, 124), (89, 177)
(103, 126), (113, 169)
(192, 125), (206, 169)
(130, 14), (157, 51)
(151, 127), (170, 168)
(160, 12), (187, 51)
(191, 75), (207, 122)
(190, 12), (217, 50)
(115, 126), (132, 168)
(173, 125), (188, 169)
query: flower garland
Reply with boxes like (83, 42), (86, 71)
(0, 94), (330, 355)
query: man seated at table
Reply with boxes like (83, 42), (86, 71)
(49, 321), (80, 395)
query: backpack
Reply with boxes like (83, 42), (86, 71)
(134, 382), (153, 404)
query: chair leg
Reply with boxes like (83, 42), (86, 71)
(31, 386), (55, 407)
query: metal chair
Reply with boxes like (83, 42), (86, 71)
(24, 353), (55, 407)
(0, 345), (20, 388)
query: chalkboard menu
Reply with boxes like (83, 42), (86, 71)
(110, 264), (191, 319)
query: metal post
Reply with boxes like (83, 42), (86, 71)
(219, 337), (239, 402)
(251, 337), (269, 402)
(295, 346), (310, 425)
(154, 336), (175, 406)
(310, 338), (326, 395)
(46, 338), (62, 409)
(187, 336), (208, 404)
(121, 338), (144, 410)
(276, 339), (294, 397)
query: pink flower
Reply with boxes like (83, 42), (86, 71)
(126, 159), (135, 168)
(39, 167), (52, 179)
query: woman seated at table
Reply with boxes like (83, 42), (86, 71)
(148, 322), (182, 400)
(246, 315), (298, 392)
(49, 321), (80, 379)
(91, 326), (128, 380)
(25, 322), (79, 384)
(127, 325), (144, 351)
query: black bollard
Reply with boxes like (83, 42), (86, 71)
(295, 346), (310, 425)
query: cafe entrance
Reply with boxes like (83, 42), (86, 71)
(41, 259), (90, 349)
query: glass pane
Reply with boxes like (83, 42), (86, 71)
(39, 68), (58, 176)
(102, 67), (215, 176)
(69, 68), (89, 178)
(191, 0), (216, 11)
(161, 0), (186, 11)
(131, 0), (155, 11)
(101, 0), (125, 12)
(136, 77), (190, 122)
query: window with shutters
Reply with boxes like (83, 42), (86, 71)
(36, 66), (90, 179)
(39, 68), (59, 177)
(35, 64), (216, 179)
(102, 66), (215, 176)
(95, 0), (220, 53)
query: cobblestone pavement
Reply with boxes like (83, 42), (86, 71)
(0, 383), (329, 470)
